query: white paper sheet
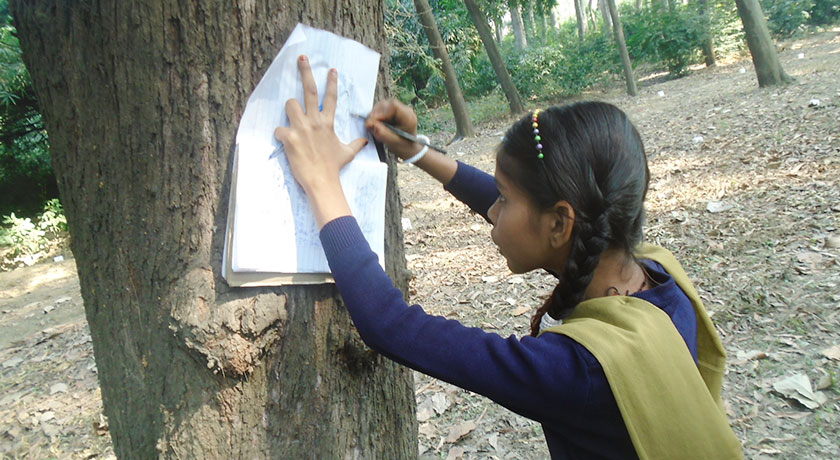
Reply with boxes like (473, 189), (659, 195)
(228, 23), (386, 276)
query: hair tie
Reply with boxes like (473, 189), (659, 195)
(532, 109), (544, 159)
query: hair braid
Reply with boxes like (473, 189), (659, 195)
(530, 211), (611, 336)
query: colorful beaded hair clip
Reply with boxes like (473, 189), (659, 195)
(532, 109), (544, 159)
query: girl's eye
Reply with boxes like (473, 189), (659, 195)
(498, 195), (506, 203)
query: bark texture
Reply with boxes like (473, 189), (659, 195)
(414, 0), (474, 140)
(11, 1), (417, 458)
(606, 0), (638, 96)
(464, 0), (526, 115)
(733, 0), (794, 86)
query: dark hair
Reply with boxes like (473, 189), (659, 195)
(496, 101), (649, 336)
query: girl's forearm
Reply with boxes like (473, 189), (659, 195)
(412, 148), (458, 186)
(304, 179), (352, 229)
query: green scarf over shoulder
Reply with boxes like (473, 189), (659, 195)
(540, 244), (743, 459)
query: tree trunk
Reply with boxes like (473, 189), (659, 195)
(697, 0), (717, 66)
(606, 0), (638, 96)
(575, 0), (589, 39)
(524, 4), (536, 42)
(414, 0), (475, 139)
(465, 0), (526, 114)
(733, 0), (793, 86)
(549, 6), (559, 30)
(510, 2), (528, 49)
(495, 18), (504, 43)
(599, 0), (613, 36)
(11, 1), (417, 458)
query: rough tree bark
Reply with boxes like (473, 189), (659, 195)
(606, 0), (638, 96)
(733, 0), (794, 86)
(414, 0), (475, 140)
(510, 1), (528, 49)
(11, 1), (417, 458)
(465, 0), (526, 115)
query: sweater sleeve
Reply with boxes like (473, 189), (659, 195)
(320, 215), (594, 422)
(443, 161), (499, 223)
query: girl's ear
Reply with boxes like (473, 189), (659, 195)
(547, 201), (575, 249)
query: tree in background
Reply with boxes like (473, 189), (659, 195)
(733, 0), (794, 86)
(414, 0), (475, 140)
(697, 0), (717, 66)
(574, 0), (589, 39)
(464, 0), (526, 114)
(12, 1), (417, 458)
(509, 1), (529, 49)
(606, 0), (638, 95)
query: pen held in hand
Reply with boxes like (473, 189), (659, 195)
(353, 112), (447, 155)
(269, 113), (448, 161)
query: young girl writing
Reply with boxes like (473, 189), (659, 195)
(275, 55), (743, 459)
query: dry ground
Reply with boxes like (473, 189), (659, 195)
(1, 31), (839, 459)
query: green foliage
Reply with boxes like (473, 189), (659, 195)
(503, 29), (618, 99)
(760, 0), (840, 37)
(760, 0), (815, 37)
(0, 198), (66, 257)
(0, 1), (56, 217)
(621, 4), (706, 77)
(809, 0), (840, 25)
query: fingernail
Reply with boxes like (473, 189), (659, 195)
(329, 68), (337, 76)
(299, 55), (307, 62)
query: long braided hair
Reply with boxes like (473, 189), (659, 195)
(496, 102), (649, 337)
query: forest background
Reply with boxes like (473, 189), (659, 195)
(0, 0), (839, 458)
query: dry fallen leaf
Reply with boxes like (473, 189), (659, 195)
(445, 420), (476, 443)
(445, 446), (465, 460)
(772, 373), (826, 409)
(821, 344), (840, 361)
(512, 305), (531, 316)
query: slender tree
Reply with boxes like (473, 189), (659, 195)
(697, 0), (717, 66)
(464, 0), (526, 114)
(575, 0), (589, 39)
(606, 0), (638, 95)
(414, 0), (475, 139)
(733, 0), (793, 86)
(510, 1), (528, 49)
(11, 1), (417, 458)
(599, 0), (613, 36)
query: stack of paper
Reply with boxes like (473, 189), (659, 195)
(222, 24), (387, 286)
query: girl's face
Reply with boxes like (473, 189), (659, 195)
(488, 167), (564, 274)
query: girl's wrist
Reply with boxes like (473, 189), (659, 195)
(302, 178), (352, 229)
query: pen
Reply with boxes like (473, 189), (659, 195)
(353, 113), (448, 155)
(269, 112), (448, 160)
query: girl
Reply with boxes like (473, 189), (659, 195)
(275, 55), (743, 459)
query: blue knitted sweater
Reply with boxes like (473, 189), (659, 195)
(319, 162), (698, 459)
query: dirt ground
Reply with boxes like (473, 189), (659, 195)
(1, 30), (839, 459)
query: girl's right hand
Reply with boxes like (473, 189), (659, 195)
(365, 99), (424, 161)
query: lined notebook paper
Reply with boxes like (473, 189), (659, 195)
(222, 24), (386, 286)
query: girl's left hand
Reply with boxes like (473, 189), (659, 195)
(274, 55), (368, 197)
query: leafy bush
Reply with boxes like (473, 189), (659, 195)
(1, 2), (56, 217)
(0, 198), (67, 259)
(502, 28), (618, 100)
(760, 0), (815, 37)
(621, 4), (706, 77)
(809, 0), (840, 25)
